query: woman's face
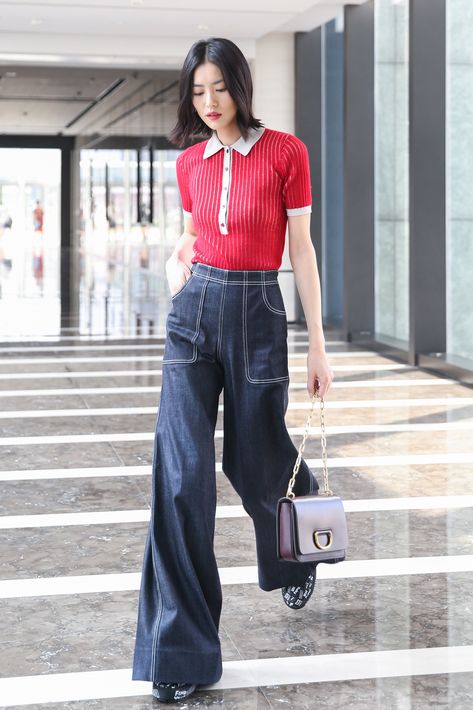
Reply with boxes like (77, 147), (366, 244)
(192, 61), (238, 132)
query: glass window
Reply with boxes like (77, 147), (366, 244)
(78, 147), (184, 336)
(374, 0), (410, 347)
(446, 0), (473, 365)
(321, 17), (344, 327)
(0, 148), (61, 337)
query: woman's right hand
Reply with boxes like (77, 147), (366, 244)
(165, 255), (192, 297)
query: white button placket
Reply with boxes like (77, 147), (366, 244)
(219, 146), (231, 235)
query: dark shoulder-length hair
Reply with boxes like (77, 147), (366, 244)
(168, 37), (264, 148)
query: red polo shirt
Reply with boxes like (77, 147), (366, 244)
(175, 126), (312, 270)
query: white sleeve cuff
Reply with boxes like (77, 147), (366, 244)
(286, 205), (312, 216)
(183, 209), (193, 219)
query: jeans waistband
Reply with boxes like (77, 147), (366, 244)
(192, 261), (279, 284)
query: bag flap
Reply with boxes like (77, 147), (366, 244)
(291, 495), (348, 556)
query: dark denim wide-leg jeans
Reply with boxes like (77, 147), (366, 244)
(132, 261), (319, 686)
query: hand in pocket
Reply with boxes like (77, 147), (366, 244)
(165, 256), (192, 297)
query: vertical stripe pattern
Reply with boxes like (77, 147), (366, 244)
(175, 127), (312, 270)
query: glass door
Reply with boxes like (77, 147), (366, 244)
(0, 148), (61, 337)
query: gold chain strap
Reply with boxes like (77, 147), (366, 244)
(285, 388), (332, 499)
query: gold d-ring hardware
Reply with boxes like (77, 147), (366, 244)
(313, 530), (333, 550)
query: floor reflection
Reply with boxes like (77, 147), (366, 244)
(0, 246), (173, 339)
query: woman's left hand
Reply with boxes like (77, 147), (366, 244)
(307, 347), (334, 399)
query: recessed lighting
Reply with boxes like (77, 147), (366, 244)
(131, 0), (144, 6)
(197, 24), (209, 30)
(31, 18), (44, 26)
(5, 71), (17, 78)
(0, 52), (66, 63)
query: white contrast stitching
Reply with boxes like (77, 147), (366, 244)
(162, 273), (208, 364)
(170, 271), (195, 301)
(216, 270), (227, 362)
(242, 272), (289, 385)
(193, 271), (278, 285)
(150, 397), (165, 678)
(261, 281), (286, 315)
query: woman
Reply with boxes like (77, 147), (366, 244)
(132, 36), (334, 703)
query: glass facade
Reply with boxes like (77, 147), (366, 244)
(374, 0), (410, 347)
(78, 147), (182, 336)
(0, 148), (61, 337)
(321, 17), (344, 327)
(446, 0), (473, 365)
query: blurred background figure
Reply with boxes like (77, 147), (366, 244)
(32, 200), (45, 292)
(33, 199), (44, 232)
(0, 203), (13, 296)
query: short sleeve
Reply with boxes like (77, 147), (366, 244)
(175, 151), (193, 218)
(280, 134), (312, 216)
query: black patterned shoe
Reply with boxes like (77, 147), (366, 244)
(152, 681), (197, 703)
(281, 568), (316, 610)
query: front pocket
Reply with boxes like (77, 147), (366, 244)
(243, 281), (289, 384)
(163, 275), (206, 364)
(170, 271), (195, 301)
(261, 281), (286, 315)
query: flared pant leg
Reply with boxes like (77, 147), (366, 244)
(218, 269), (319, 591)
(132, 355), (224, 685)
(221, 377), (318, 591)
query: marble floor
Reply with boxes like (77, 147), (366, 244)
(1, 328), (473, 709)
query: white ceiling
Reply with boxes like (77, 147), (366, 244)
(0, 0), (369, 137)
(0, 65), (180, 136)
(0, 0), (368, 69)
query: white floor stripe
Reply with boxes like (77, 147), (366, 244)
(0, 334), (170, 343)
(0, 407), (160, 419)
(0, 397), (472, 420)
(0, 432), (156, 446)
(2, 420), (473, 447)
(0, 379), (456, 398)
(0, 351), (379, 366)
(2, 452), (473, 481)
(1, 555), (472, 599)
(0, 344), (168, 354)
(3, 644), (471, 706)
(2, 495), (473, 529)
(0, 386), (162, 398)
(0, 363), (409, 381)
(0, 337), (347, 352)
(0, 466), (150, 481)
(203, 645), (473, 690)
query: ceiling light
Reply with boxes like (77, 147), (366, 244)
(31, 18), (44, 26)
(0, 52), (66, 62)
(197, 24), (209, 30)
(5, 71), (17, 78)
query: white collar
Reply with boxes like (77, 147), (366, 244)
(203, 125), (265, 158)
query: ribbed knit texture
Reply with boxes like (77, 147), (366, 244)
(175, 127), (312, 270)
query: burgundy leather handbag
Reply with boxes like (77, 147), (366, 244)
(277, 389), (348, 564)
